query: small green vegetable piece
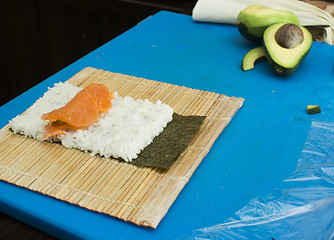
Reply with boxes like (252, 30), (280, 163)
(56, 120), (66, 124)
(242, 46), (267, 71)
(307, 105), (321, 114)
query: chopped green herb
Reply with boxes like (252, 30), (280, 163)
(56, 120), (67, 124)
(307, 105), (321, 114)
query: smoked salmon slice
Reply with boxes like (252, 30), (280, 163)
(41, 83), (114, 140)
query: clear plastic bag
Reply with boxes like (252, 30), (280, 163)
(181, 121), (334, 240)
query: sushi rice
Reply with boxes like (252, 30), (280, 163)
(9, 82), (174, 162)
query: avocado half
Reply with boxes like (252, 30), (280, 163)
(237, 5), (300, 43)
(263, 23), (312, 76)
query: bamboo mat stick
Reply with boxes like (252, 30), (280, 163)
(114, 168), (154, 219)
(0, 138), (42, 179)
(64, 157), (106, 203)
(53, 155), (95, 198)
(101, 164), (157, 215)
(0, 136), (31, 175)
(42, 151), (87, 195)
(104, 169), (144, 215)
(71, 160), (116, 206)
(89, 163), (133, 208)
(45, 153), (91, 196)
(70, 68), (107, 87)
(126, 171), (166, 222)
(68, 160), (108, 204)
(120, 171), (165, 220)
(14, 144), (65, 187)
(96, 165), (137, 212)
(11, 143), (61, 184)
(77, 160), (123, 206)
(28, 150), (79, 191)
(91, 165), (137, 213)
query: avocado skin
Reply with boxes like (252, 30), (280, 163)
(237, 22), (263, 43)
(263, 23), (312, 76)
(265, 48), (310, 76)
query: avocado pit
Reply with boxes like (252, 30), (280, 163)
(274, 23), (304, 49)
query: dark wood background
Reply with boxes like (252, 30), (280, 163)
(0, 0), (195, 239)
(0, 0), (196, 107)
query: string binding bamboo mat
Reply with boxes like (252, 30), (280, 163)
(0, 67), (244, 229)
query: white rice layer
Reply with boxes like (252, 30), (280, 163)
(9, 82), (174, 162)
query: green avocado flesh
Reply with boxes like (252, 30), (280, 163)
(307, 105), (321, 114)
(237, 5), (300, 43)
(242, 47), (267, 71)
(263, 23), (312, 76)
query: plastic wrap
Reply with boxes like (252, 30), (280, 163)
(181, 121), (334, 240)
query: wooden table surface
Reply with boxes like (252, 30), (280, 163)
(0, 212), (56, 240)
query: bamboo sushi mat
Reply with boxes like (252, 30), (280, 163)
(0, 67), (244, 228)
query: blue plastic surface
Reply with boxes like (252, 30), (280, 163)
(182, 121), (334, 240)
(1, 11), (334, 239)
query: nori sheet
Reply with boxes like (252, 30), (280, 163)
(129, 113), (206, 169)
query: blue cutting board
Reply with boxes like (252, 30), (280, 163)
(1, 11), (334, 239)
